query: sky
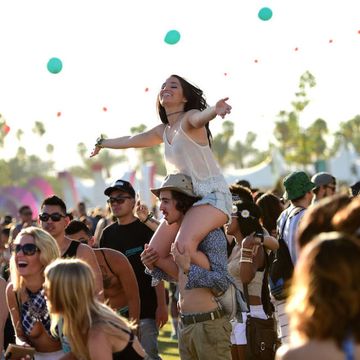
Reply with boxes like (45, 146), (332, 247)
(1, 0), (360, 172)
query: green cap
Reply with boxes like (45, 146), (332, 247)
(283, 171), (315, 200)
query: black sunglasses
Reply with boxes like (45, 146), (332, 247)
(107, 196), (132, 205)
(39, 212), (66, 222)
(12, 243), (39, 256)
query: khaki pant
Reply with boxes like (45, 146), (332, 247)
(178, 316), (232, 360)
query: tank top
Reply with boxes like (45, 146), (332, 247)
(112, 329), (144, 360)
(227, 245), (264, 297)
(15, 288), (53, 338)
(163, 124), (230, 197)
(62, 241), (80, 258)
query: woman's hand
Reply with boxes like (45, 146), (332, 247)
(171, 243), (190, 274)
(140, 244), (159, 271)
(90, 145), (101, 157)
(215, 97), (232, 119)
(242, 233), (260, 256)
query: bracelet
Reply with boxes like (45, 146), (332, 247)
(141, 212), (154, 223)
(96, 135), (105, 148)
(239, 253), (253, 260)
(241, 247), (254, 252)
(241, 249), (254, 256)
(255, 232), (264, 245)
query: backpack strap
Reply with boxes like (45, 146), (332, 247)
(279, 206), (305, 239)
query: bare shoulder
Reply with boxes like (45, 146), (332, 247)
(97, 248), (131, 270)
(88, 324), (108, 342)
(77, 243), (96, 257)
(182, 109), (200, 128)
(0, 277), (6, 290)
(5, 282), (15, 298)
(88, 325), (113, 358)
(97, 248), (127, 259)
(5, 282), (18, 314)
(149, 123), (166, 139)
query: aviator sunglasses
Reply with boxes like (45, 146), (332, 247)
(107, 196), (132, 205)
(39, 212), (66, 222)
(11, 243), (39, 256)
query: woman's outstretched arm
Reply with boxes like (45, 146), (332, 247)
(186, 97), (232, 129)
(90, 123), (165, 157)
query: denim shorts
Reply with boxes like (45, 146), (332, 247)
(193, 191), (232, 223)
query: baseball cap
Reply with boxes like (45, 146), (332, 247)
(283, 171), (315, 200)
(104, 179), (136, 197)
(350, 181), (360, 196)
(311, 172), (336, 188)
(151, 174), (197, 198)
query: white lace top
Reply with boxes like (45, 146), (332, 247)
(163, 124), (230, 197)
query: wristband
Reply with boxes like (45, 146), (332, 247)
(96, 135), (105, 148)
(141, 212), (154, 223)
(255, 232), (264, 245)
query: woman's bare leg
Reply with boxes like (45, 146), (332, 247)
(175, 204), (227, 269)
(148, 219), (180, 258)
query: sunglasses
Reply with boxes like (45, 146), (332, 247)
(39, 212), (66, 222)
(107, 196), (132, 205)
(11, 243), (39, 256)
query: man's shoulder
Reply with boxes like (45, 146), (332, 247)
(103, 221), (118, 232)
(204, 228), (226, 242)
(207, 227), (224, 235)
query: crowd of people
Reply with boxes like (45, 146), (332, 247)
(0, 74), (359, 360)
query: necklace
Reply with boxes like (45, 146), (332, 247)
(166, 110), (184, 117)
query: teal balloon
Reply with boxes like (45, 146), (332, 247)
(47, 57), (63, 74)
(164, 30), (181, 45)
(258, 7), (273, 21)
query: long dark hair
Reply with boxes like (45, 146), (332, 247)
(232, 201), (263, 236)
(233, 201), (273, 315)
(156, 74), (213, 146)
(256, 192), (284, 235)
(171, 190), (201, 214)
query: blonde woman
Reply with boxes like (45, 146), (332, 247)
(44, 258), (146, 360)
(6, 226), (63, 359)
(276, 232), (360, 360)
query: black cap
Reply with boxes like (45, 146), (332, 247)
(104, 179), (136, 197)
(350, 180), (360, 196)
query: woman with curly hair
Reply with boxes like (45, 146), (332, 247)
(227, 201), (276, 360)
(276, 232), (360, 359)
(44, 258), (146, 360)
